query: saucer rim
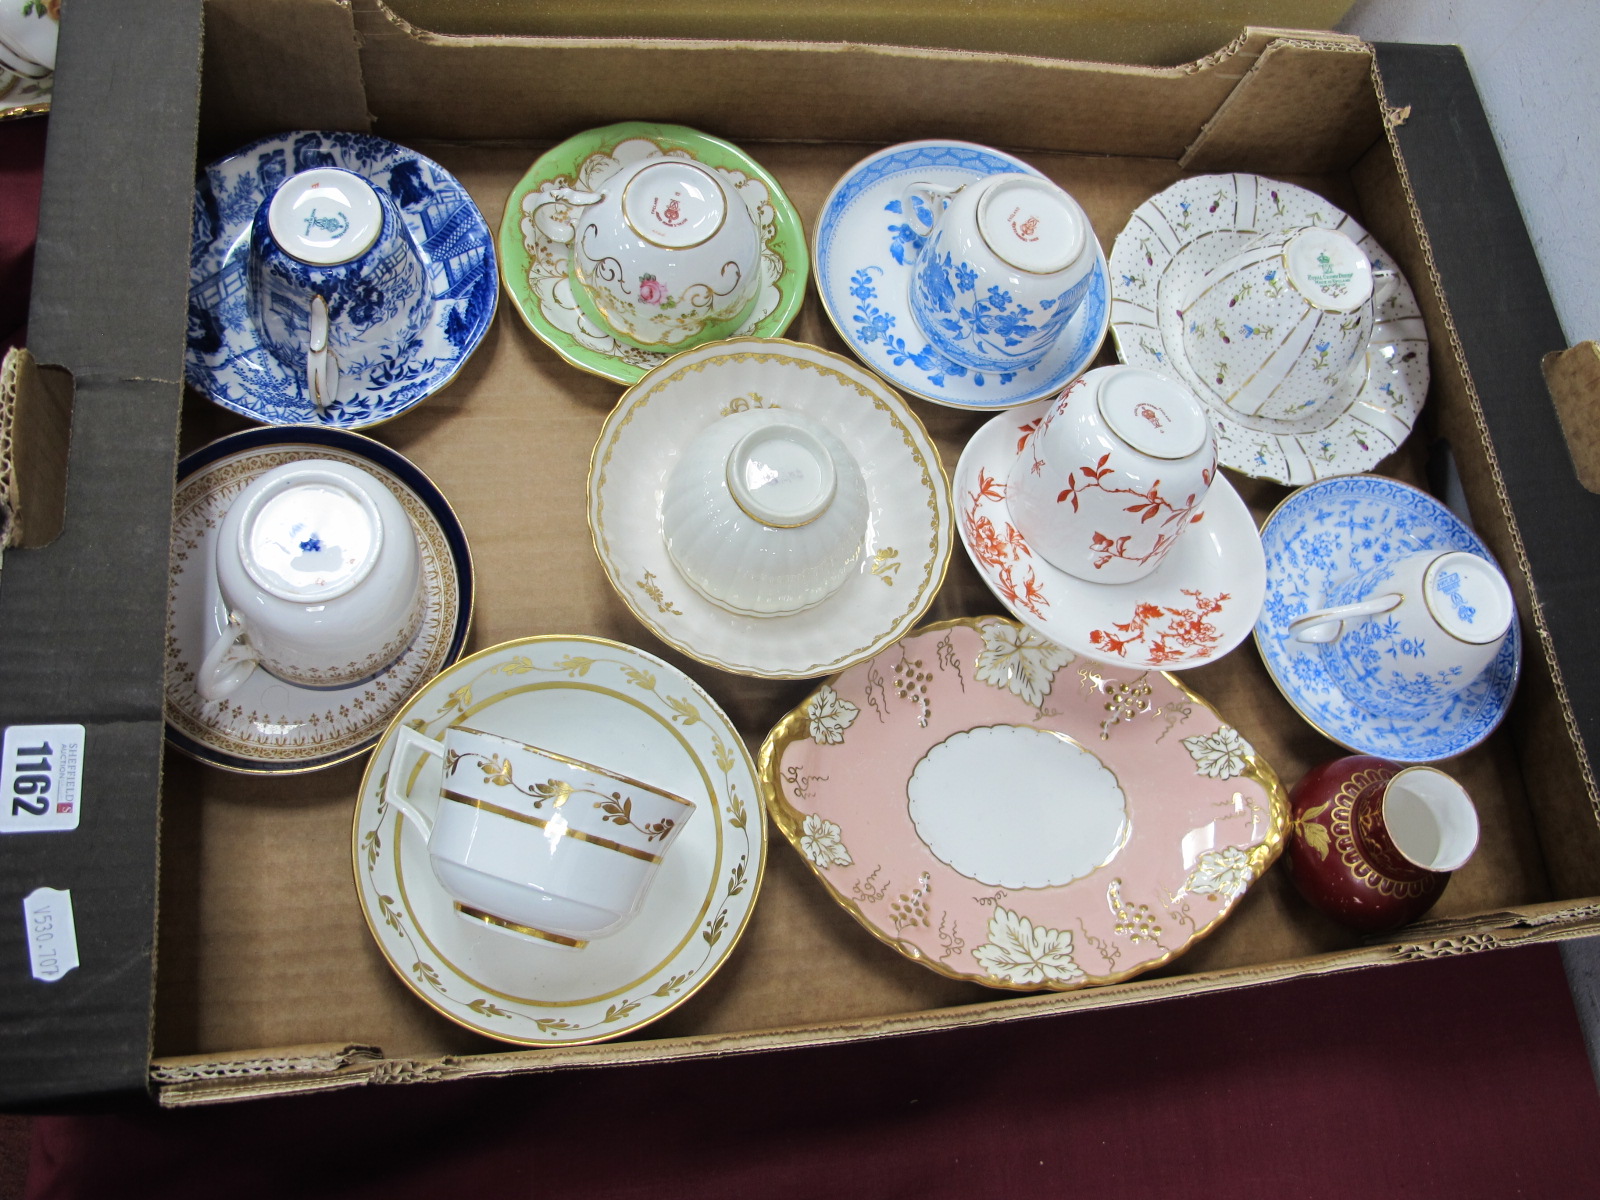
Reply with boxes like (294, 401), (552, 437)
(812, 138), (1111, 411)
(350, 633), (768, 1047)
(497, 120), (810, 386)
(954, 400), (1265, 671)
(1251, 473), (1522, 763)
(0, 68), (49, 121)
(185, 130), (499, 431)
(587, 335), (954, 680)
(758, 615), (1290, 991)
(163, 425), (475, 775)
(1108, 172), (1428, 485)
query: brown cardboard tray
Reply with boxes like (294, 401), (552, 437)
(12, 0), (1599, 1107)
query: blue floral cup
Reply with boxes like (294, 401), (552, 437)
(1290, 549), (1514, 718)
(904, 173), (1096, 372)
(248, 168), (432, 412)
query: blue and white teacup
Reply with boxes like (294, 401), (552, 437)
(248, 167), (431, 412)
(904, 172), (1097, 372)
(1290, 549), (1514, 718)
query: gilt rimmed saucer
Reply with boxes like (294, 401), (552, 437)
(165, 426), (473, 774)
(1109, 173), (1428, 485)
(186, 130), (498, 429)
(0, 66), (48, 120)
(589, 337), (952, 679)
(353, 635), (766, 1046)
(499, 121), (808, 386)
(954, 401), (1264, 670)
(814, 140), (1109, 410)
(1255, 474), (1520, 762)
(761, 616), (1287, 990)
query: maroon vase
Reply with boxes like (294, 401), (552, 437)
(1286, 755), (1480, 933)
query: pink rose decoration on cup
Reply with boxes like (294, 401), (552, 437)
(637, 274), (668, 305)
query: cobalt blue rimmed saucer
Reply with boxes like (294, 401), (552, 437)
(186, 131), (498, 429)
(813, 140), (1109, 411)
(165, 425), (474, 775)
(1255, 474), (1520, 763)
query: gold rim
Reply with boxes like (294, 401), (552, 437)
(350, 634), (767, 1047)
(586, 336), (953, 679)
(757, 615), (1290, 991)
(453, 904), (588, 949)
(619, 159), (729, 249)
(164, 431), (475, 776)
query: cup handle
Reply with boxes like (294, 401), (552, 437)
(1371, 266), (1400, 311)
(900, 181), (959, 238)
(526, 186), (604, 245)
(382, 725), (445, 838)
(196, 612), (260, 701)
(306, 294), (338, 414)
(1289, 592), (1405, 643)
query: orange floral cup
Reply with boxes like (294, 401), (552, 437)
(1005, 365), (1217, 584)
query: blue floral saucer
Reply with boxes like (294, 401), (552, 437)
(186, 131), (498, 429)
(1255, 474), (1520, 762)
(814, 141), (1109, 410)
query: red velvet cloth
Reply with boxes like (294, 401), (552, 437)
(23, 945), (1600, 1199)
(0, 115), (47, 353)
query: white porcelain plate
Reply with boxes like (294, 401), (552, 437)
(353, 635), (766, 1046)
(954, 400), (1264, 671)
(1255, 474), (1520, 762)
(814, 140), (1110, 410)
(165, 427), (473, 774)
(589, 338), (953, 679)
(1109, 173), (1429, 485)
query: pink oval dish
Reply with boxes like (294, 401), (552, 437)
(759, 616), (1289, 990)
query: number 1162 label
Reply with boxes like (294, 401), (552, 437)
(1, 724), (85, 834)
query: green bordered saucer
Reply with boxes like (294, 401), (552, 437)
(499, 121), (809, 385)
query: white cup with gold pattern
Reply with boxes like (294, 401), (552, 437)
(1178, 225), (1398, 423)
(197, 459), (424, 700)
(528, 155), (761, 352)
(383, 723), (696, 947)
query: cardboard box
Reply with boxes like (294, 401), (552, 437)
(2, 0), (1594, 1108)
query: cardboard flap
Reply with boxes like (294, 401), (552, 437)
(350, 4), (1344, 159)
(381, 3), (1355, 68)
(0, 348), (72, 550)
(199, 0), (370, 155)
(1181, 36), (1383, 174)
(1544, 342), (1600, 494)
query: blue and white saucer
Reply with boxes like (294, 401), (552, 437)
(186, 131), (498, 429)
(165, 426), (474, 774)
(814, 140), (1109, 410)
(1255, 474), (1520, 763)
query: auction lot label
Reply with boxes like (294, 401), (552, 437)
(1, 724), (85, 834)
